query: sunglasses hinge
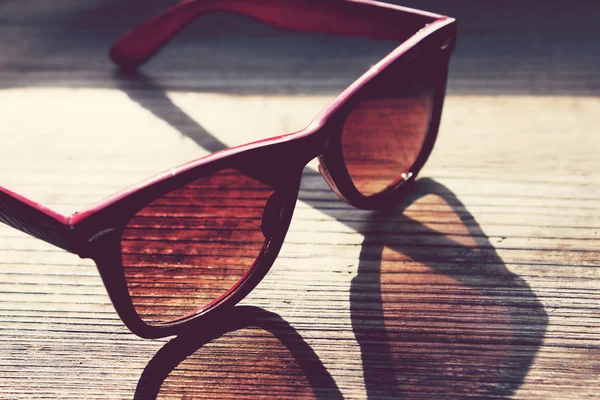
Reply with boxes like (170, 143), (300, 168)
(76, 227), (119, 259)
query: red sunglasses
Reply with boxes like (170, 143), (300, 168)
(0, 0), (456, 338)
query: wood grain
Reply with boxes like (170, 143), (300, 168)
(0, 1), (599, 399)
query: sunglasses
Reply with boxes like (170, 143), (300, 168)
(0, 0), (456, 338)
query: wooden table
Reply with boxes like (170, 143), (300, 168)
(0, 1), (598, 398)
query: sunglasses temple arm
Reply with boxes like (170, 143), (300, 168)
(109, 0), (440, 71)
(0, 187), (74, 252)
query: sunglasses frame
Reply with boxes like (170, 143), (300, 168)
(0, 0), (456, 338)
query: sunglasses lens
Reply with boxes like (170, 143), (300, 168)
(341, 52), (437, 197)
(120, 169), (277, 326)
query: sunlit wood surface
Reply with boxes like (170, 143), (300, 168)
(0, 1), (598, 399)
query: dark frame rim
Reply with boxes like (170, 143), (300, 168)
(71, 19), (457, 338)
(0, 11), (457, 339)
(318, 23), (455, 210)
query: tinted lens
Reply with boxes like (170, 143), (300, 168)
(121, 169), (276, 326)
(341, 52), (436, 197)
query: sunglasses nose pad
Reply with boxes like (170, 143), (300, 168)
(318, 161), (344, 199)
(261, 192), (283, 239)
